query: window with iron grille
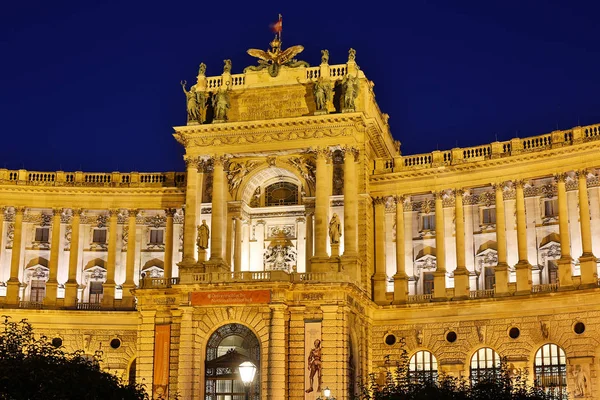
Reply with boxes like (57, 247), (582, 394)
(470, 347), (501, 384)
(534, 343), (567, 398)
(408, 350), (438, 382)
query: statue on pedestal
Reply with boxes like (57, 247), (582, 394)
(321, 49), (329, 64)
(223, 59), (232, 74)
(212, 87), (230, 122)
(341, 74), (359, 111)
(329, 213), (342, 244)
(313, 77), (333, 113)
(197, 220), (210, 250)
(181, 80), (205, 123)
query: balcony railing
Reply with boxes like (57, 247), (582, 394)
(76, 302), (102, 310)
(173, 271), (358, 286)
(469, 289), (495, 299)
(407, 294), (433, 303)
(531, 283), (559, 293)
(139, 277), (180, 289)
(18, 301), (43, 309)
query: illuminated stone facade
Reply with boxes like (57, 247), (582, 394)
(1, 41), (600, 399)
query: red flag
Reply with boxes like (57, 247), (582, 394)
(270, 15), (282, 33)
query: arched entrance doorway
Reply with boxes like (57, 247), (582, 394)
(205, 323), (260, 400)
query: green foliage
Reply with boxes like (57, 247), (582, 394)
(356, 340), (566, 400)
(0, 316), (149, 400)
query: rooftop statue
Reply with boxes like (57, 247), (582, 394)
(245, 36), (309, 77)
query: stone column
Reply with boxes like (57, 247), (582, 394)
(433, 192), (447, 299)
(453, 190), (470, 299)
(122, 209), (137, 307)
(64, 209), (81, 307)
(233, 217), (242, 272)
(179, 158), (198, 268)
(164, 209), (176, 283)
(314, 149), (331, 259)
(102, 209), (119, 307)
(493, 183), (509, 295)
(514, 181), (532, 294)
(393, 196), (408, 304)
(208, 156), (227, 270)
(305, 211), (314, 272)
(226, 215), (234, 268)
(555, 174), (574, 288)
(45, 208), (63, 305)
(287, 306), (306, 399)
(577, 170), (597, 286)
(6, 207), (25, 304)
(373, 197), (387, 304)
(343, 148), (358, 256)
(267, 304), (287, 399)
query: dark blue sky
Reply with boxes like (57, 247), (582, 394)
(2, 1), (599, 172)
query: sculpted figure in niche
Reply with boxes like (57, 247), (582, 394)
(305, 339), (322, 393)
(197, 220), (210, 249)
(180, 80), (202, 123)
(341, 74), (359, 110)
(329, 213), (342, 244)
(321, 49), (329, 64)
(313, 77), (333, 112)
(212, 87), (230, 121)
(572, 365), (588, 397)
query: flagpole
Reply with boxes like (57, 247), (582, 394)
(279, 14), (282, 42)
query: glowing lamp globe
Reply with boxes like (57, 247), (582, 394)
(239, 361), (257, 386)
(323, 387), (331, 397)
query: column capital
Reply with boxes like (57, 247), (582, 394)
(108, 208), (120, 217)
(341, 145), (360, 162)
(13, 206), (26, 215)
(393, 195), (406, 205)
(312, 147), (333, 161)
(513, 179), (526, 189)
(553, 173), (568, 183)
(70, 208), (84, 217)
(576, 169), (590, 180)
(184, 156), (200, 170)
(433, 191), (445, 201)
(212, 154), (229, 167)
(164, 208), (177, 217)
(51, 207), (64, 216)
(492, 181), (506, 191)
(127, 209), (139, 218)
(454, 188), (465, 198)
(372, 196), (387, 206)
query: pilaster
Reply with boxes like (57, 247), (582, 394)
(493, 183), (509, 296)
(392, 196), (408, 304)
(453, 190), (470, 299)
(45, 208), (63, 305)
(64, 208), (82, 307)
(6, 206), (25, 305)
(372, 197), (387, 305)
(556, 174), (574, 289)
(514, 181), (532, 294)
(577, 170), (597, 286)
(433, 192), (447, 300)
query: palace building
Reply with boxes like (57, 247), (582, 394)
(1, 36), (600, 399)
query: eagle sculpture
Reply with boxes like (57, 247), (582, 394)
(245, 37), (309, 77)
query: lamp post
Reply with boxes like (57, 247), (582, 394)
(317, 386), (336, 400)
(238, 361), (257, 400)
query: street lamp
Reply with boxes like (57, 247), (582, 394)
(238, 361), (257, 400)
(317, 386), (336, 400)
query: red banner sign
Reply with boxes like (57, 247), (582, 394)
(190, 290), (271, 306)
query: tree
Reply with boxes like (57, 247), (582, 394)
(356, 341), (566, 400)
(0, 316), (149, 400)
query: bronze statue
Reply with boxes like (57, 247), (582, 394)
(341, 74), (359, 110)
(212, 87), (230, 121)
(246, 36), (308, 77)
(305, 339), (322, 393)
(313, 77), (333, 112)
(321, 49), (329, 64)
(329, 213), (342, 244)
(197, 220), (209, 250)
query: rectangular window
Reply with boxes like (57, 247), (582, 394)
(421, 215), (435, 231)
(35, 227), (49, 242)
(544, 199), (558, 218)
(89, 281), (103, 304)
(149, 229), (164, 245)
(92, 229), (107, 244)
(423, 272), (434, 295)
(30, 279), (46, 302)
(482, 208), (496, 225)
(484, 267), (496, 290)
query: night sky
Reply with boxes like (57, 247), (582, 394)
(2, 1), (599, 173)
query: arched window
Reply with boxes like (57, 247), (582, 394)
(128, 358), (137, 385)
(408, 350), (438, 382)
(470, 347), (501, 383)
(265, 182), (298, 207)
(534, 344), (567, 398)
(205, 324), (260, 400)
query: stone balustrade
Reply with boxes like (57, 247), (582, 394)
(373, 124), (599, 174)
(0, 169), (186, 188)
(531, 283), (559, 293)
